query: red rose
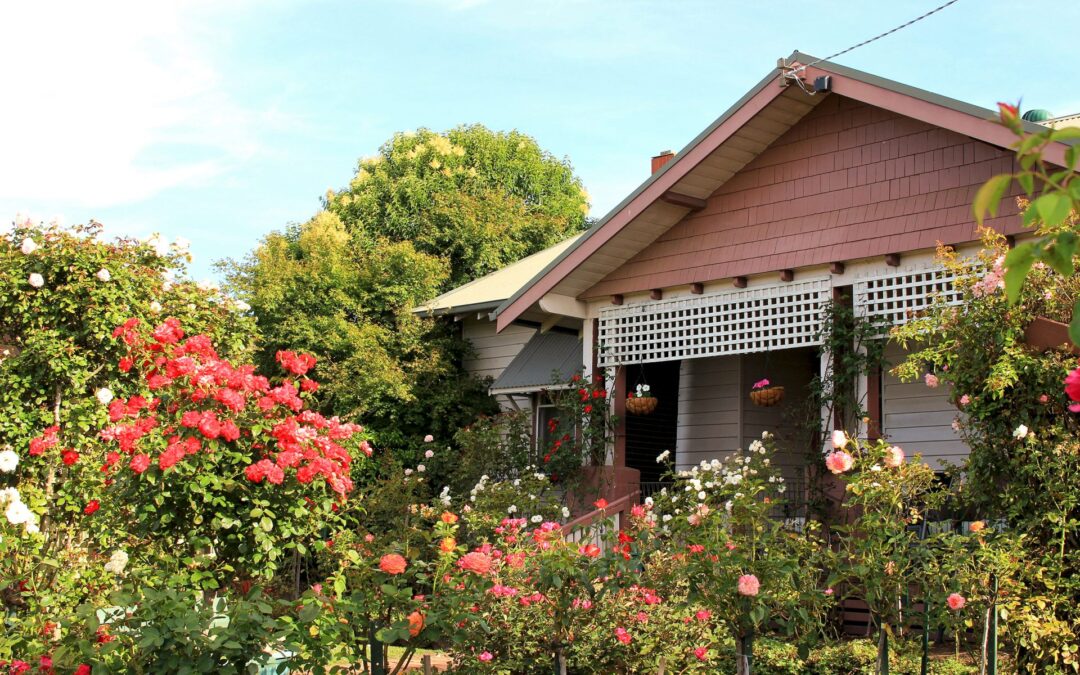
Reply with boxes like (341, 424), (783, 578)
(84, 500), (100, 515)
(61, 449), (80, 466)
(152, 318), (184, 345)
(379, 553), (408, 575)
(130, 454), (151, 474)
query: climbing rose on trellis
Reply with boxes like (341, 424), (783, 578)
(97, 317), (371, 580)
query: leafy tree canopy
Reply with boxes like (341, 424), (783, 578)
(223, 125), (590, 457)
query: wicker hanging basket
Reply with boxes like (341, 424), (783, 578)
(625, 396), (659, 415)
(749, 386), (785, 407)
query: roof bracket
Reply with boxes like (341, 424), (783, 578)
(659, 191), (708, 211)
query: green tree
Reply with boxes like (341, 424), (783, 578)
(223, 125), (590, 461)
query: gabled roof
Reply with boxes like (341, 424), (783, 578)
(412, 233), (584, 317)
(489, 331), (582, 395)
(494, 51), (1074, 332)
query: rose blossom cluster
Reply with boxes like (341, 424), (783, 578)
(95, 318), (365, 496)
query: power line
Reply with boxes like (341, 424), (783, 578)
(787, 0), (962, 78)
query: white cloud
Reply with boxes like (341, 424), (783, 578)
(0, 1), (267, 208)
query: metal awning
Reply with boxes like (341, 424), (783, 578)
(490, 331), (583, 395)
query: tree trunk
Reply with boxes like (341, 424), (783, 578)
(878, 623), (890, 675)
(553, 646), (567, 675)
(736, 632), (754, 675)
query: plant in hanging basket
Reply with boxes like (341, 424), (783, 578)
(749, 378), (784, 407)
(626, 384), (658, 415)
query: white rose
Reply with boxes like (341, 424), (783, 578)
(831, 429), (848, 449)
(28, 273), (44, 288)
(5, 499), (32, 525)
(149, 301), (163, 314)
(561, 506), (570, 519)
(20, 238), (38, 255)
(0, 449), (18, 473)
(404, 468), (413, 476)
(96, 268), (111, 282)
(416, 464), (426, 473)
(153, 235), (171, 257)
(530, 514), (543, 523)
(1013, 424), (1029, 440)
(104, 550), (129, 574)
(96, 387), (114, 405)
(197, 279), (219, 292)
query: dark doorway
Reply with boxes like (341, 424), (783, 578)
(625, 361), (680, 483)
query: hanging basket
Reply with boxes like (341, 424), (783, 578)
(749, 386), (784, 407)
(625, 396), (659, 415)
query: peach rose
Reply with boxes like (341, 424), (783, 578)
(379, 553), (407, 575)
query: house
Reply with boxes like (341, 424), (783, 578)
(418, 52), (1075, 502)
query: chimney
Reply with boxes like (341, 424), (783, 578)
(651, 150), (675, 174)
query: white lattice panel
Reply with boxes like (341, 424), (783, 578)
(854, 266), (965, 327)
(597, 279), (830, 367)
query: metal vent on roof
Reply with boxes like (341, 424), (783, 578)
(597, 278), (830, 367)
(854, 265), (966, 327)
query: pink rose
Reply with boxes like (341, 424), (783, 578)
(478, 651), (493, 662)
(884, 446), (904, 468)
(694, 646), (708, 661)
(947, 593), (966, 610)
(737, 574), (760, 596)
(424, 434), (434, 443)
(825, 451), (854, 474)
(959, 394), (971, 406)
(458, 551), (493, 575)
(924, 373), (939, 388)
(1065, 366), (1080, 412)
(830, 429), (847, 449)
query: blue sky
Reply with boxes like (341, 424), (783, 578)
(2, 0), (1078, 280)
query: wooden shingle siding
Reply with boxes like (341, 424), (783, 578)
(461, 319), (536, 382)
(882, 344), (966, 469)
(585, 95), (1024, 298)
(676, 355), (741, 469)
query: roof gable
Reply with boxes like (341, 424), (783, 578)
(494, 51), (1072, 331)
(585, 95), (1025, 298)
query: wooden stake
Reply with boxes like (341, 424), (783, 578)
(422, 654), (433, 675)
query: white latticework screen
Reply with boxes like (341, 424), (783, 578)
(597, 278), (830, 367)
(854, 266), (966, 327)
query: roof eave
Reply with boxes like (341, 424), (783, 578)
(494, 51), (1076, 331)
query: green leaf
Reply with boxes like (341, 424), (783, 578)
(1017, 172), (1035, 195)
(259, 516), (273, 532)
(1050, 127), (1080, 142)
(1034, 193), (1072, 228)
(1003, 243), (1036, 305)
(972, 174), (1013, 223)
(1044, 232), (1078, 277)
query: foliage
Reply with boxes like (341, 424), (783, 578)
(648, 432), (830, 673)
(96, 321), (369, 584)
(326, 125), (590, 288)
(892, 227), (1080, 671)
(972, 102), (1080, 346)
(537, 372), (614, 484)
(0, 220), (258, 668)
(222, 125), (589, 464)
